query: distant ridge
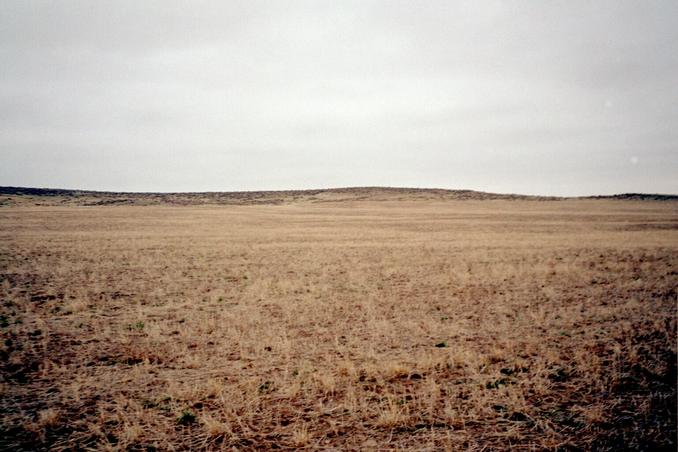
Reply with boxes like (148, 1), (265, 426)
(583, 193), (678, 201)
(0, 186), (675, 206)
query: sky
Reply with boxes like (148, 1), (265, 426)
(1, 1), (676, 196)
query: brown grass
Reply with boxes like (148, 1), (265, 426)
(1, 198), (676, 450)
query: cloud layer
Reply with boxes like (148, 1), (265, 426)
(1, 1), (676, 195)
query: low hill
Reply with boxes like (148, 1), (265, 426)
(0, 186), (555, 206)
(0, 186), (675, 206)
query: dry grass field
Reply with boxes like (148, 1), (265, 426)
(1, 193), (676, 450)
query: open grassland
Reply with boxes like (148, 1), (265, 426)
(1, 199), (676, 450)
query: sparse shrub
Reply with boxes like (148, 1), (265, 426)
(37, 408), (59, 428)
(126, 321), (145, 331)
(291, 423), (311, 447)
(177, 408), (196, 425)
(258, 380), (274, 393)
(202, 414), (231, 438)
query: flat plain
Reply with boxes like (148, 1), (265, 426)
(1, 193), (676, 450)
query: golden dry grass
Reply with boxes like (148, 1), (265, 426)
(1, 198), (676, 450)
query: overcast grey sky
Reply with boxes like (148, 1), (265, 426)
(1, 1), (676, 195)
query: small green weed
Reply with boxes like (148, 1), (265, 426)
(177, 408), (196, 425)
(127, 321), (145, 331)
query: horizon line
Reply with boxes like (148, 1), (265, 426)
(1, 185), (677, 199)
